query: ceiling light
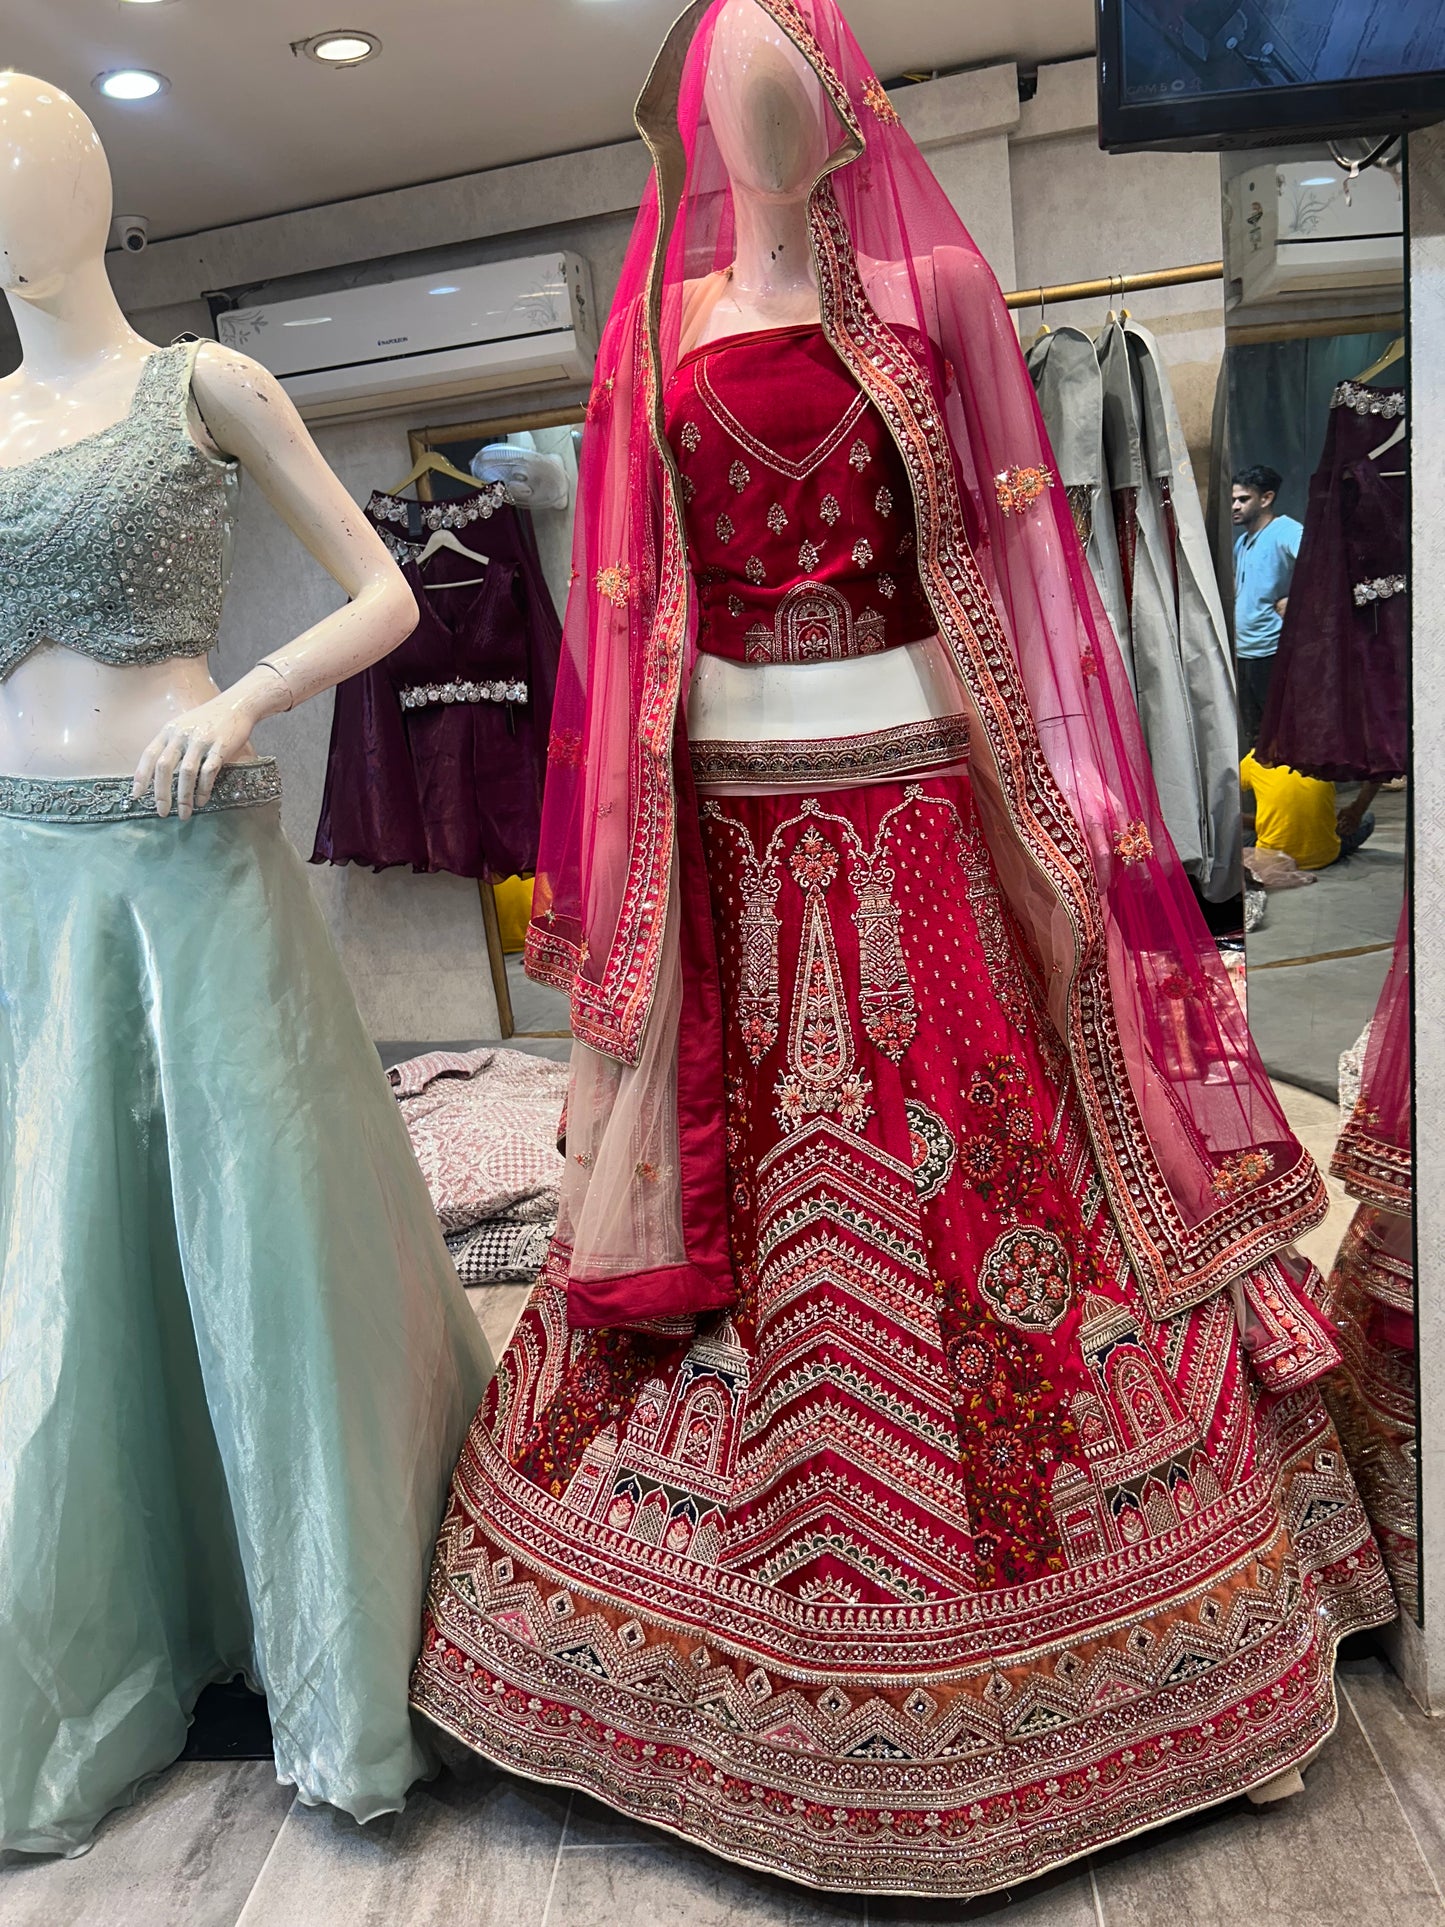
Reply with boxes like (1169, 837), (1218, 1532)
(295, 30), (381, 66)
(94, 69), (169, 100)
(429, 284), (460, 295)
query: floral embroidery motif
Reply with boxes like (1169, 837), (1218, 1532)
(726, 594), (745, 619)
(716, 512), (735, 544)
(745, 554), (767, 586)
(719, 825), (783, 1067)
(898, 530), (915, 556)
(820, 494), (842, 526)
(798, 539), (822, 572)
(958, 1056), (1047, 1218)
(849, 439), (871, 472)
(979, 1226), (1073, 1333)
(905, 1099), (956, 1201)
(595, 563), (632, 607)
(1113, 820), (1154, 865)
(862, 74), (900, 124)
(1211, 1148), (1277, 1201)
(1353, 575), (1406, 606)
(767, 503), (789, 533)
(995, 465), (1055, 516)
(852, 537), (874, 568)
(681, 475), (697, 504)
(744, 582), (885, 663)
(679, 421), (702, 452)
(878, 573), (897, 600)
(1080, 646), (1099, 680)
(774, 828), (874, 1135)
(875, 486), (894, 517)
(729, 459), (751, 492)
(1333, 380), (1405, 419)
(586, 373), (616, 424)
(852, 846), (916, 1060)
(546, 728), (584, 769)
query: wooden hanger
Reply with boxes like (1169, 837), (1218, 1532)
(1369, 417), (1406, 469)
(1353, 336), (1405, 384)
(386, 446), (480, 497)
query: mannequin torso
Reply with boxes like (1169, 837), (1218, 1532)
(0, 71), (417, 815)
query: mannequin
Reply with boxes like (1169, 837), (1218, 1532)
(684, 4), (963, 751)
(0, 74), (492, 1860)
(410, 0), (1387, 1895)
(0, 67), (411, 811)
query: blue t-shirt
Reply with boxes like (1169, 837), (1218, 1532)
(1233, 516), (1303, 659)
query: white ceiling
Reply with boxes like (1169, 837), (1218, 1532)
(5, 0), (1094, 241)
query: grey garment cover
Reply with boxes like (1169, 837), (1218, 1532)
(1124, 317), (1242, 904)
(1026, 326), (1133, 690)
(1085, 316), (1240, 903)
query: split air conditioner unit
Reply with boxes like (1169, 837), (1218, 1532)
(216, 253), (596, 422)
(1228, 162), (1403, 309)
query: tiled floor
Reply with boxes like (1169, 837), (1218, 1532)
(2, 1650), (1442, 1926)
(3, 1224), (1434, 1927)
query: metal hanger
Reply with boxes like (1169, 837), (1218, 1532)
(1353, 336), (1405, 384)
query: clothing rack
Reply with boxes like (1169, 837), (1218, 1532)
(1004, 260), (1224, 312)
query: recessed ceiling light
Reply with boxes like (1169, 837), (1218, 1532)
(429, 284), (460, 295)
(94, 68), (169, 100)
(294, 30), (381, 66)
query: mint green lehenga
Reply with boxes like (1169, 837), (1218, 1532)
(0, 343), (492, 1857)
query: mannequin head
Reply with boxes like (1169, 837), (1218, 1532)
(0, 74), (112, 304)
(703, 0), (831, 199)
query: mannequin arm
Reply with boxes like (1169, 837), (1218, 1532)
(133, 341), (418, 818)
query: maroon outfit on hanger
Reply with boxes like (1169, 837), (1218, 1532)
(1256, 383), (1407, 784)
(312, 485), (561, 881)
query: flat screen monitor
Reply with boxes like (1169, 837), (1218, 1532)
(1098, 0), (1445, 152)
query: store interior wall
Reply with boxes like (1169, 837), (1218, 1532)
(0, 56), (1227, 1041)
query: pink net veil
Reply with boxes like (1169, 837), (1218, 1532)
(528, 0), (1326, 1327)
(1333, 900), (1412, 1213)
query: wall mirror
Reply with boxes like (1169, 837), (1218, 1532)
(404, 404), (584, 1046)
(1221, 142), (1415, 1618)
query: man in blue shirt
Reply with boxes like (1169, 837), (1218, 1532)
(1232, 464), (1303, 748)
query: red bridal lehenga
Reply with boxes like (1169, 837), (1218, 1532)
(1321, 905), (1416, 1615)
(410, 0), (1392, 1896)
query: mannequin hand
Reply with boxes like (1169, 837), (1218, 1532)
(132, 685), (266, 820)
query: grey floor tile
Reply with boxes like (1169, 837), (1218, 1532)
(235, 1766), (569, 1927)
(0, 1761), (293, 1927)
(1090, 1698), (1445, 1926)
(546, 1832), (866, 1927)
(558, 1791), (1097, 1924)
(1341, 1661), (1445, 1896)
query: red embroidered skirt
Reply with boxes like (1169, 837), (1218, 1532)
(1321, 1205), (1417, 1617)
(411, 769), (1392, 1897)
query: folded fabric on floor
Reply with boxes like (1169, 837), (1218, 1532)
(446, 1219), (556, 1286)
(388, 1047), (567, 1232)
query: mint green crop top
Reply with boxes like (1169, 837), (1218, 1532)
(0, 340), (236, 678)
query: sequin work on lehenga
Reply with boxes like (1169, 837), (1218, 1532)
(412, 769), (1391, 1898)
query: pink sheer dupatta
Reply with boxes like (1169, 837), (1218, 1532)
(528, 0), (1326, 1329)
(1334, 901), (1411, 1213)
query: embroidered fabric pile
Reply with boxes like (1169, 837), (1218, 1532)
(389, 1048), (567, 1285)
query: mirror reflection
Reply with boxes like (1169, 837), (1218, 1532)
(1222, 144), (1414, 1615)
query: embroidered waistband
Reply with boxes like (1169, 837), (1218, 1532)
(1353, 575), (1406, 607)
(0, 759), (282, 822)
(399, 679), (528, 711)
(690, 715), (969, 790)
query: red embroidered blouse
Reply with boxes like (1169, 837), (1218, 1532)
(664, 323), (935, 664)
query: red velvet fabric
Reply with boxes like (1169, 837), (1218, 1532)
(666, 323), (935, 663)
